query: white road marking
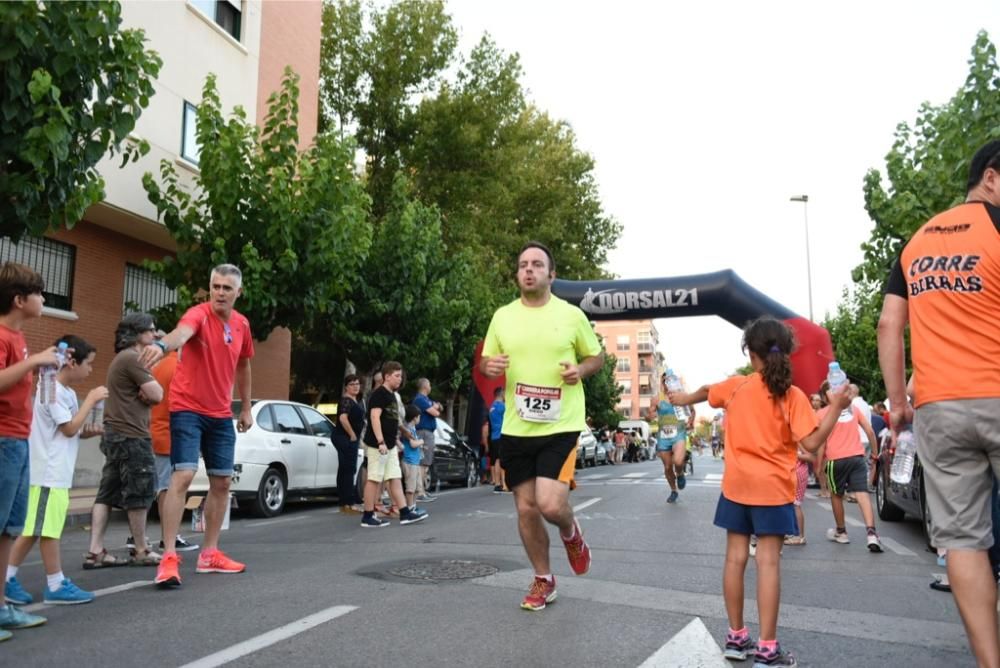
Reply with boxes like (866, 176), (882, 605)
(585, 474), (610, 479)
(815, 501), (868, 528)
(573, 498), (602, 513)
(622, 472), (649, 478)
(177, 605), (358, 668)
(247, 515), (308, 528)
(704, 473), (723, 481)
(880, 536), (918, 556)
(23, 579), (151, 613)
(638, 617), (728, 667)
(470, 569), (969, 653)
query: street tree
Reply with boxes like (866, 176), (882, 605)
(406, 37), (622, 284)
(142, 70), (372, 339)
(856, 30), (1000, 285)
(822, 286), (888, 401)
(320, 0), (457, 215)
(828, 31), (998, 393)
(303, 174), (478, 398)
(584, 348), (623, 429)
(0, 0), (161, 241)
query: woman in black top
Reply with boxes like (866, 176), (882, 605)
(333, 374), (365, 509)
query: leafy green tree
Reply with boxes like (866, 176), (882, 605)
(320, 0), (457, 215)
(0, 0), (161, 240)
(406, 37), (622, 284)
(828, 31), (998, 395)
(142, 70), (372, 339)
(733, 363), (754, 376)
(584, 349), (623, 429)
(305, 174), (476, 391)
(855, 31), (1000, 286)
(822, 286), (889, 401)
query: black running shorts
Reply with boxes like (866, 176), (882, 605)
(825, 455), (868, 495)
(498, 432), (579, 490)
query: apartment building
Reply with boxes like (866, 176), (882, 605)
(3, 0), (322, 401)
(594, 320), (665, 420)
(0, 1), (322, 484)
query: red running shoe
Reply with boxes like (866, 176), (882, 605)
(562, 519), (591, 575)
(155, 553), (182, 588)
(196, 549), (245, 574)
(520, 576), (557, 611)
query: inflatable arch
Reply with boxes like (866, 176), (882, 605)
(467, 270), (834, 442)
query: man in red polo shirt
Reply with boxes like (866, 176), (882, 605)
(139, 264), (254, 588)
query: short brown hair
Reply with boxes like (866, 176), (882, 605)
(0, 262), (44, 315)
(517, 241), (556, 273)
(381, 360), (402, 377)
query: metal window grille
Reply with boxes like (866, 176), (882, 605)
(123, 263), (176, 315)
(0, 236), (75, 311)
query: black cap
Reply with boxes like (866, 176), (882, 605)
(967, 139), (1000, 192)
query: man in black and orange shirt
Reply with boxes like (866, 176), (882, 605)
(878, 139), (1000, 667)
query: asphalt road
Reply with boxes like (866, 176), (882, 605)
(2, 452), (975, 667)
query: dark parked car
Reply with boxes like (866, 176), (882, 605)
(875, 431), (932, 545)
(426, 419), (480, 490)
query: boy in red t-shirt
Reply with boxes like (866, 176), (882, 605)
(0, 263), (60, 637)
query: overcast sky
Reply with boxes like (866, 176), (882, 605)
(447, 0), (1000, 409)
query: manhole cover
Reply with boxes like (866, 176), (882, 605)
(387, 559), (498, 581)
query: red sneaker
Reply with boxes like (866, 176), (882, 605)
(196, 549), (245, 574)
(155, 552), (182, 588)
(520, 576), (557, 611)
(562, 519), (591, 575)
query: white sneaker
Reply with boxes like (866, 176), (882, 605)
(866, 533), (883, 553)
(826, 528), (850, 544)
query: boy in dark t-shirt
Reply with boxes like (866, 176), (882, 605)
(359, 361), (428, 528)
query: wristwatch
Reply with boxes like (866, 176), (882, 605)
(153, 340), (167, 353)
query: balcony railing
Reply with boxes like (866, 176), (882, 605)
(637, 342), (655, 353)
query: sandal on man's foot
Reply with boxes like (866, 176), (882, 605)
(83, 549), (128, 569)
(129, 549), (162, 567)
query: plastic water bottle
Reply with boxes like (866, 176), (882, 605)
(827, 361), (848, 392)
(890, 428), (916, 484)
(665, 369), (691, 421)
(39, 341), (69, 404)
(90, 400), (104, 427)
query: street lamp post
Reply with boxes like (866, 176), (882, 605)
(789, 195), (813, 322)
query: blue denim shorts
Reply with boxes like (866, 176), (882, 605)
(170, 411), (236, 477)
(0, 437), (30, 536)
(713, 493), (798, 536)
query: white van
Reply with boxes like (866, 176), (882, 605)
(618, 420), (650, 443)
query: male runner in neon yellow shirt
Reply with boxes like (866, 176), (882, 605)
(481, 241), (604, 611)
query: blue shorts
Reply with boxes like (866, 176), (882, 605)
(713, 494), (797, 536)
(656, 436), (685, 453)
(170, 411), (236, 477)
(0, 437), (30, 536)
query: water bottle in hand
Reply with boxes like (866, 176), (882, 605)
(890, 428), (916, 485)
(665, 369), (690, 421)
(827, 362), (848, 392)
(40, 341), (69, 404)
(90, 400), (104, 427)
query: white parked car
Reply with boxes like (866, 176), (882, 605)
(189, 400), (363, 517)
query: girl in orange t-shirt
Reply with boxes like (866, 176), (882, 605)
(668, 317), (851, 665)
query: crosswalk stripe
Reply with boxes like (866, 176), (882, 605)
(880, 536), (918, 556)
(470, 569), (968, 653)
(177, 605), (357, 668)
(622, 472), (649, 478)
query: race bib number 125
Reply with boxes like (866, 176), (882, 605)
(515, 383), (562, 423)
